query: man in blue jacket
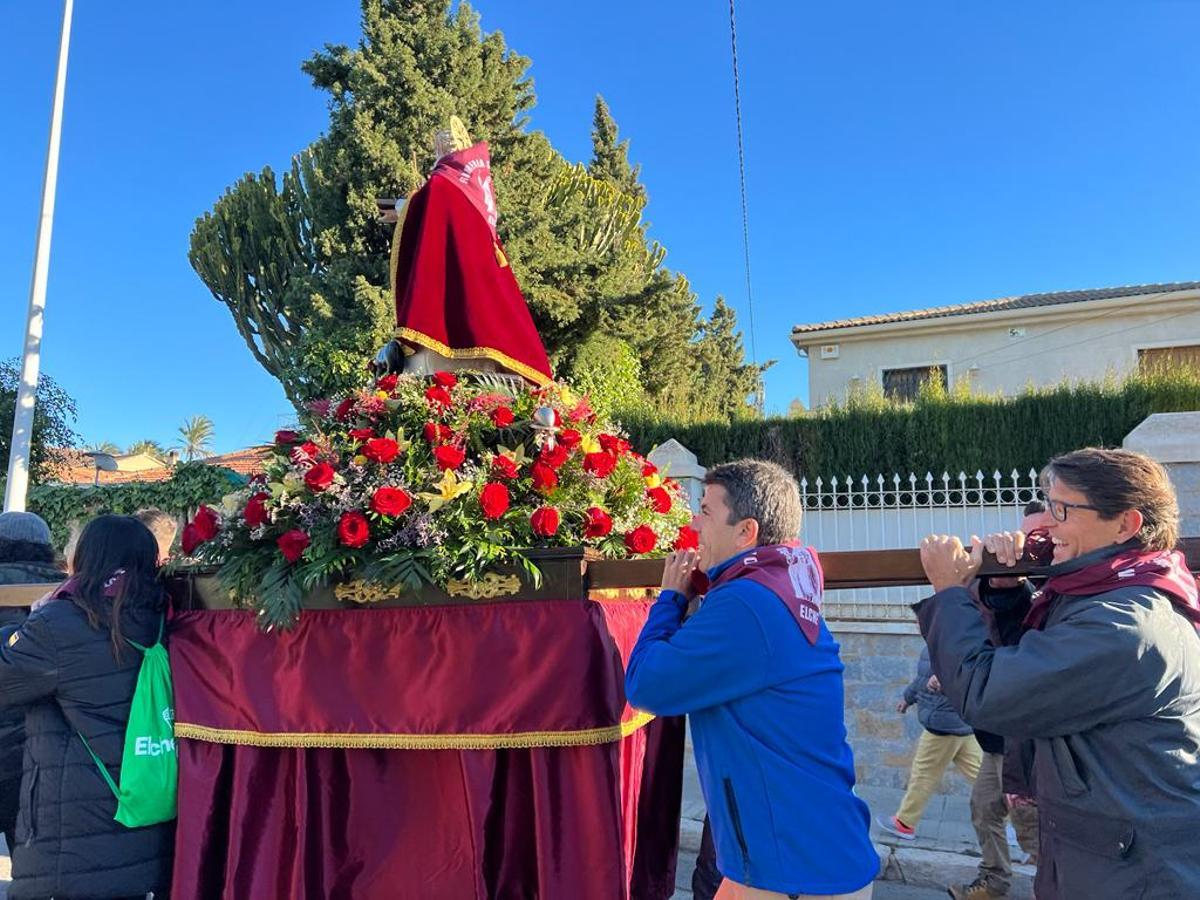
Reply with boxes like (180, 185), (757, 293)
(626, 459), (879, 899)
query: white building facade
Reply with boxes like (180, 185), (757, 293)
(792, 282), (1200, 406)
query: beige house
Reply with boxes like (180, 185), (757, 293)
(791, 282), (1200, 406)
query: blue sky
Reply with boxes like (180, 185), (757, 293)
(3, 2), (1198, 453)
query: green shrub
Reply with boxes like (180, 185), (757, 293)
(26, 462), (246, 548)
(622, 369), (1200, 479)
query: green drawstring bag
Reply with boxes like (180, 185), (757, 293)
(78, 619), (178, 828)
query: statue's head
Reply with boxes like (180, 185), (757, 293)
(434, 116), (474, 160)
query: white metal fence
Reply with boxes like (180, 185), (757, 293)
(800, 469), (1042, 620)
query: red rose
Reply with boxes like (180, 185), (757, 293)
(530, 506), (560, 537)
(371, 486), (413, 517)
(243, 492), (271, 528)
(558, 429), (582, 450)
(434, 444), (466, 470)
(583, 507), (613, 538)
(304, 461), (336, 492)
(531, 461), (559, 493)
(583, 451), (617, 478)
(376, 373), (399, 392)
(274, 429), (300, 445)
(642, 462), (658, 477)
(539, 443), (570, 470)
(181, 523), (202, 556)
(433, 371), (458, 389)
(598, 434), (630, 456)
(624, 525), (657, 555)
(492, 456), (519, 480)
(349, 427), (375, 442)
(423, 422), (452, 444)
(337, 511), (371, 548)
(491, 406), (515, 428)
(647, 486), (672, 514)
(362, 437), (400, 464)
(425, 384), (453, 410)
(674, 526), (700, 551)
(479, 482), (510, 520)
(335, 398), (356, 421)
(192, 505), (220, 541)
(277, 529), (310, 563)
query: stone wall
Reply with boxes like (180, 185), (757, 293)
(834, 621), (974, 797)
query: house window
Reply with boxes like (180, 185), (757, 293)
(882, 365), (947, 402)
(1138, 345), (1200, 374)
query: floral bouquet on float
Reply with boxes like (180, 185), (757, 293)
(182, 372), (696, 628)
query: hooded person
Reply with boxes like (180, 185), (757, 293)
(0, 512), (66, 851)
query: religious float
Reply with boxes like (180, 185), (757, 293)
(166, 119), (693, 899)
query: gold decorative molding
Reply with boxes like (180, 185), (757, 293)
(333, 581), (396, 605)
(445, 573), (522, 600)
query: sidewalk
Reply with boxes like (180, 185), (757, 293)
(671, 738), (1035, 899)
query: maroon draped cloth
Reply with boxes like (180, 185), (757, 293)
(168, 598), (683, 900)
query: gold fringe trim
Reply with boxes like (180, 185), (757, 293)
(175, 711), (655, 750)
(394, 326), (552, 387)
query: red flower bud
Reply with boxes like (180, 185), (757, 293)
(479, 482), (511, 520)
(531, 461), (559, 493)
(674, 526), (700, 551)
(583, 452), (617, 478)
(583, 507), (613, 538)
(624, 525), (657, 555)
(433, 371), (458, 389)
(647, 486), (672, 514)
(491, 406), (515, 428)
(243, 492), (271, 529)
(434, 444), (466, 470)
(370, 486), (412, 517)
(361, 437), (400, 464)
(277, 529), (310, 563)
(530, 506), (561, 538)
(337, 511), (371, 549)
(304, 461), (336, 492)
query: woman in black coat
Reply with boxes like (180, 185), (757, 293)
(0, 515), (173, 900)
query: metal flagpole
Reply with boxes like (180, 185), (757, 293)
(4, 0), (74, 512)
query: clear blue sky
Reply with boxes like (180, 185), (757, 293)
(4, 2), (1198, 453)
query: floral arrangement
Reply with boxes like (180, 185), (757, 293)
(183, 372), (696, 627)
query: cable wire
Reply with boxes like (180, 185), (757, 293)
(729, 0), (762, 410)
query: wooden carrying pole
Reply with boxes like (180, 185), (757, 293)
(1, 539), (1197, 609)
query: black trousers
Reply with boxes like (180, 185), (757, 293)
(692, 814), (723, 900)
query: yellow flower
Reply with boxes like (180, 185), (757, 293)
(417, 468), (474, 512)
(376, 390), (390, 400)
(644, 473), (662, 489)
(497, 443), (531, 467)
(580, 434), (602, 454)
(353, 454), (368, 466)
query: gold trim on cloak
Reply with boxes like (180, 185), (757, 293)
(393, 326), (552, 387)
(175, 710), (655, 750)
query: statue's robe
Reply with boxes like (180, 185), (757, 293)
(391, 142), (552, 385)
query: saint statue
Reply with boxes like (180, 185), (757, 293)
(373, 117), (552, 386)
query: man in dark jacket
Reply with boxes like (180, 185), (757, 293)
(917, 448), (1200, 899)
(951, 501), (1048, 900)
(0, 512), (65, 854)
(877, 645), (980, 841)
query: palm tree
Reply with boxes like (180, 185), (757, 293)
(176, 415), (215, 461)
(85, 440), (121, 455)
(126, 439), (167, 462)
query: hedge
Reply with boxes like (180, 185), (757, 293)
(623, 369), (1200, 480)
(25, 461), (246, 548)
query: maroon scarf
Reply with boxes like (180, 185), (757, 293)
(49, 568), (125, 603)
(1023, 548), (1200, 632)
(430, 141), (498, 239)
(694, 543), (826, 645)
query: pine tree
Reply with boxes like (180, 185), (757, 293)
(589, 96), (644, 200)
(188, 0), (760, 421)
